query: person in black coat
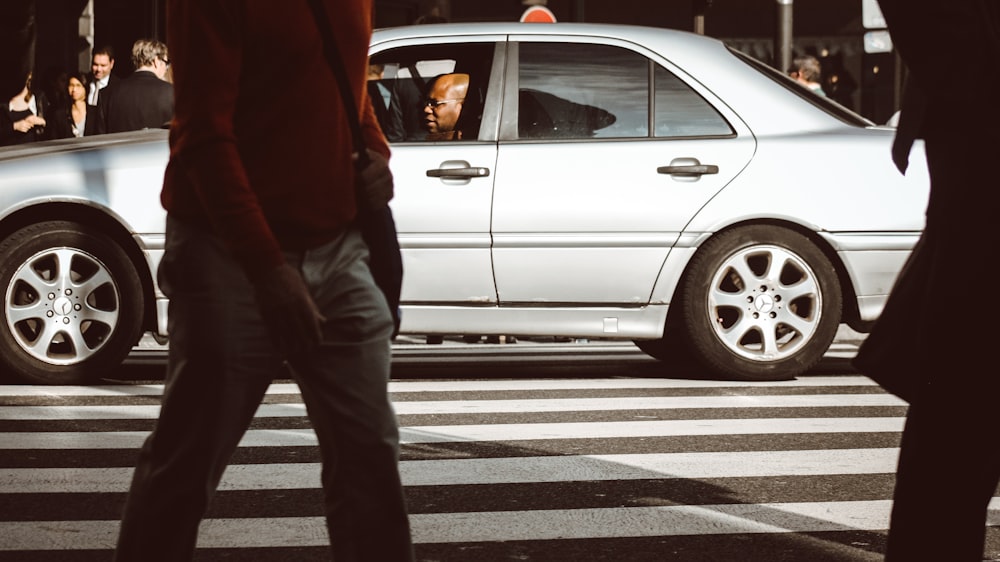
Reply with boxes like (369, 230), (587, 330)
(48, 72), (99, 139)
(97, 39), (173, 134)
(852, 1), (1000, 560)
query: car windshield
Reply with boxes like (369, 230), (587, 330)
(728, 47), (874, 128)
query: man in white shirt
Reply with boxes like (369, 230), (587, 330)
(88, 46), (115, 105)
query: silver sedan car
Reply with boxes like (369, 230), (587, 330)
(0, 23), (927, 385)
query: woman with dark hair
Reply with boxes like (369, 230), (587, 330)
(0, 72), (49, 146)
(49, 72), (98, 138)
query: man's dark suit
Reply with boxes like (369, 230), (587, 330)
(97, 70), (173, 133)
(853, 2), (1000, 560)
(87, 75), (114, 107)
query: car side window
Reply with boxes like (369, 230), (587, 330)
(369, 43), (495, 143)
(654, 65), (733, 137)
(517, 42), (647, 140)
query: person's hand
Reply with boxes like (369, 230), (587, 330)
(252, 263), (326, 356)
(354, 148), (394, 210)
(12, 115), (44, 132)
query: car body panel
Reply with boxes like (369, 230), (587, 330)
(0, 132), (169, 236)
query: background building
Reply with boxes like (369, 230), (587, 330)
(32, 0), (898, 123)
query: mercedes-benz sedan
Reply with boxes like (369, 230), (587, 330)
(0, 23), (928, 384)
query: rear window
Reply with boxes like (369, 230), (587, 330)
(729, 47), (873, 128)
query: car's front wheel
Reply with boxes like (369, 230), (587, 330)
(639, 225), (842, 381)
(0, 221), (144, 384)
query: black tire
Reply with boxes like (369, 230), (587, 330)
(0, 221), (144, 384)
(645, 225), (842, 381)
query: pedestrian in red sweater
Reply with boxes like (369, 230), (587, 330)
(113, 2), (414, 560)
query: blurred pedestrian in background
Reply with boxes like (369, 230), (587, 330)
(1, 72), (49, 146)
(97, 39), (173, 133)
(87, 46), (116, 106)
(788, 55), (827, 96)
(49, 72), (98, 138)
(852, 1), (1000, 560)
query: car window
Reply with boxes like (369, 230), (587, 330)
(729, 47), (872, 128)
(369, 43), (495, 142)
(654, 65), (733, 137)
(516, 42), (732, 141)
(518, 42), (647, 140)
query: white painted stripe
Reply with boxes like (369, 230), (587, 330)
(0, 376), (880, 398)
(387, 376), (880, 393)
(0, 417), (904, 450)
(4, 499), (1000, 550)
(0, 448), (899, 494)
(0, 383), (301, 398)
(0, 394), (905, 420)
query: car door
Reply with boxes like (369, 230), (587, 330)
(368, 38), (503, 306)
(491, 37), (756, 305)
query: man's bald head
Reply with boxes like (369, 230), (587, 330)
(423, 73), (470, 138)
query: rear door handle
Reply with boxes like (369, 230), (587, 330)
(657, 164), (719, 176)
(426, 167), (491, 179)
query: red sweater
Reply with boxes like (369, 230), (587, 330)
(163, 0), (389, 278)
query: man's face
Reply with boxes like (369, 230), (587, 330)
(92, 54), (114, 80)
(423, 76), (465, 135)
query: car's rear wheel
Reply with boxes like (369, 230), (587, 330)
(0, 221), (144, 385)
(638, 225), (842, 380)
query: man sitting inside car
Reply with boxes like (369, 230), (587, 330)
(423, 72), (469, 141)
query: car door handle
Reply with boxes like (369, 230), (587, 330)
(426, 167), (491, 179)
(657, 164), (719, 176)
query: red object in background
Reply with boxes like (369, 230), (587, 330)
(520, 6), (557, 23)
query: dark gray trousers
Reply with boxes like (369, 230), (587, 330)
(114, 216), (414, 561)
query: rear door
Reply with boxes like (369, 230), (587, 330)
(491, 37), (756, 305)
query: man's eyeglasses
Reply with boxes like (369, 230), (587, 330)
(424, 98), (464, 109)
(159, 58), (171, 66)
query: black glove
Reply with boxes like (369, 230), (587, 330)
(252, 263), (325, 355)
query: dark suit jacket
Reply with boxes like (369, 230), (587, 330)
(97, 70), (174, 134)
(87, 74), (114, 106)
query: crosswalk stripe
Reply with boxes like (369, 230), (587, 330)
(0, 376), (880, 398)
(3, 498), (1000, 550)
(0, 417), (905, 449)
(0, 394), (906, 420)
(0, 448), (901, 494)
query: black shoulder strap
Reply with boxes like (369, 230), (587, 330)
(305, 0), (370, 168)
